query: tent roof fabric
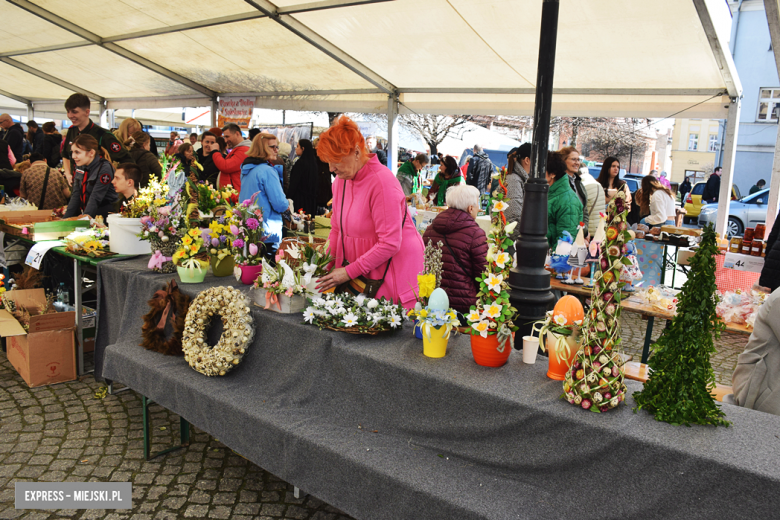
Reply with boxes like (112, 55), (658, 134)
(0, 0), (741, 118)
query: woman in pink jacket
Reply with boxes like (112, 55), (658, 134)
(316, 116), (424, 309)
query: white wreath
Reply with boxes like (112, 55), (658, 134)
(182, 286), (254, 376)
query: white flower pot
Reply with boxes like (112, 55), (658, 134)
(106, 215), (151, 255)
(251, 287), (306, 314)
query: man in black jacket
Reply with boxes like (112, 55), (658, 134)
(466, 145), (494, 194)
(702, 166), (722, 204)
(0, 114), (25, 162)
(196, 131), (223, 185)
(27, 120), (45, 154)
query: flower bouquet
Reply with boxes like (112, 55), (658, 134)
(531, 294), (584, 379)
(297, 239), (332, 294)
(250, 258), (306, 313)
(139, 191), (189, 273)
(407, 288), (459, 358)
(173, 228), (209, 283)
(206, 214), (235, 277)
(229, 198), (271, 284)
(184, 179), (235, 223)
(303, 293), (406, 335)
(63, 228), (112, 258)
(465, 167), (518, 366)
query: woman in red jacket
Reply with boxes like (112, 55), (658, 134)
(422, 184), (488, 315)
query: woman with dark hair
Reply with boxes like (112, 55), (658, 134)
(41, 122), (63, 168)
(64, 134), (117, 218)
(596, 156), (631, 205)
(174, 142), (194, 177)
(124, 131), (161, 188)
(287, 139), (319, 215)
(636, 175), (675, 227)
(427, 155), (463, 206)
(546, 151), (583, 248)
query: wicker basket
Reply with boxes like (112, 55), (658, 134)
(148, 236), (181, 274)
(323, 325), (384, 335)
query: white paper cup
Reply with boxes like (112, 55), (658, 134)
(522, 336), (540, 364)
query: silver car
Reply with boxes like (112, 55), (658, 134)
(697, 188), (770, 237)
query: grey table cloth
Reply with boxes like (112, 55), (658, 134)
(96, 257), (780, 519)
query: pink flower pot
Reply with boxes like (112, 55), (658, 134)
(239, 264), (262, 285)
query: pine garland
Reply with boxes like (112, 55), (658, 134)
(632, 223), (729, 426)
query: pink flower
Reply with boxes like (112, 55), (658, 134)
(248, 243), (258, 256)
(581, 399), (592, 410)
(285, 288), (294, 297)
(230, 225), (239, 235)
(158, 206), (171, 216)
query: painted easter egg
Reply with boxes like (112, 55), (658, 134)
(428, 288), (450, 311)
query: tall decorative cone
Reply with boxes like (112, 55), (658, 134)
(562, 191), (630, 412)
(633, 223), (729, 426)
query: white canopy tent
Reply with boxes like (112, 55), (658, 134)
(0, 0), (741, 233)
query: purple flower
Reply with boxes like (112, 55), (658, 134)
(200, 229), (211, 243)
(219, 235), (227, 244)
(233, 238), (245, 249)
(218, 216), (225, 224)
(246, 218), (259, 230)
(140, 216), (150, 225)
(211, 238), (219, 247)
(248, 243), (258, 256)
(241, 200), (252, 208)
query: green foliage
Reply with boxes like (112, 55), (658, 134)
(632, 224), (730, 426)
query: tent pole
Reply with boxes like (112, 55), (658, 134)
(211, 99), (218, 128)
(26, 103), (33, 121)
(766, 121), (780, 233)
(387, 93), (399, 175)
(508, 0), (558, 342)
(715, 98), (741, 236)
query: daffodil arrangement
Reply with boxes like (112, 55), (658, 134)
(416, 239), (443, 305)
(63, 228), (111, 258)
(407, 305), (460, 341)
(207, 213), (234, 268)
(173, 228), (209, 271)
(229, 198), (271, 266)
(303, 293), (406, 335)
(465, 167), (518, 350)
(121, 175), (168, 218)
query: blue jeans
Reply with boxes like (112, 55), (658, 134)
(640, 217), (674, 228)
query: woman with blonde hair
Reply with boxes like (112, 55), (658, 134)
(124, 131), (161, 188)
(239, 132), (288, 248)
(113, 118), (140, 146)
(636, 175), (676, 227)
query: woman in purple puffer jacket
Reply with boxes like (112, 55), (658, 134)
(423, 184), (488, 314)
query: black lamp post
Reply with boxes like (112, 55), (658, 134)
(508, 0), (560, 343)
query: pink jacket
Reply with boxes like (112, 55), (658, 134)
(329, 155), (424, 308)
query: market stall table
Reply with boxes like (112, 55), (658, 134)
(96, 257), (780, 520)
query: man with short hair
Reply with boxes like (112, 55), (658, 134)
(164, 132), (183, 156)
(61, 93), (130, 184)
(189, 132), (201, 153)
(750, 179), (767, 195)
(702, 166), (722, 204)
(112, 162), (141, 212)
(27, 120), (44, 154)
(466, 144), (494, 194)
(396, 153), (428, 199)
(212, 123), (251, 190)
(0, 113), (25, 162)
(19, 152), (71, 210)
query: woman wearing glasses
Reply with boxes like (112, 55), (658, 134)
(239, 133), (288, 249)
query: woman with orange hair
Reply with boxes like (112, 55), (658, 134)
(315, 116), (424, 308)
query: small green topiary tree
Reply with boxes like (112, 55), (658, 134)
(633, 223), (729, 426)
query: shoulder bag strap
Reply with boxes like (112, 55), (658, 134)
(442, 235), (467, 278)
(39, 166), (51, 209)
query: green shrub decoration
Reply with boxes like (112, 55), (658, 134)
(632, 223), (729, 426)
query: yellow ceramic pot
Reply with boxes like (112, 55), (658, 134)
(422, 325), (449, 358)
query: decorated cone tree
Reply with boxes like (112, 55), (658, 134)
(563, 189), (630, 412)
(633, 223), (729, 426)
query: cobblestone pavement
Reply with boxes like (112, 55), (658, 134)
(0, 314), (748, 519)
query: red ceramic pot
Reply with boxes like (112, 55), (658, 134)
(470, 334), (512, 367)
(239, 264), (262, 285)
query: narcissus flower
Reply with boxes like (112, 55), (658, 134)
(485, 273), (504, 292)
(492, 200), (508, 212)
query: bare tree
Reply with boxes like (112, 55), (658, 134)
(397, 114), (475, 155)
(580, 119), (651, 171)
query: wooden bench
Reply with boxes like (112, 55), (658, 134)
(623, 361), (733, 402)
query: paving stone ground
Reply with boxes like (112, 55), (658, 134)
(0, 313), (748, 519)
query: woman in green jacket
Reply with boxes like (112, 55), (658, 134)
(546, 151), (583, 248)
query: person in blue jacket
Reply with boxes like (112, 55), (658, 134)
(239, 133), (289, 250)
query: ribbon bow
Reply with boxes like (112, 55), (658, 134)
(148, 250), (172, 270)
(264, 291), (281, 311)
(151, 280), (179, 330)
(181, 257), (204, 273)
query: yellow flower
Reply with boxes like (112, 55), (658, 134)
(225, 210), (233, 218)
(494, 252), (510, 269)
(188, 228), (200, 237)
(181, 235), (193, 246)
(553, 314), (567, 326)
(418, 309), (429, 319)
(417, 273), (436, 299)
(189, 244), (199, 254)
(467, 310), (481, 322)
(485, 273), (503, 293)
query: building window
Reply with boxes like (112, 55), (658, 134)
(688, 133), (698, 151)
(757, 88), (780, 122)
(708, 134), (718, 152)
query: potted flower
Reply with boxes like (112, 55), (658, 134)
(173, 228), (209, 283)
(407, 288), (459, 358)
(106, 175), (170, 255)
(250, 258), (306, 313)
(139, 190), (188, 274)
(413, 239), (443, 338)
(299, 239), (332, 295)
(465, 168), (518, 367)
(229, 198), (270, 284)
(531, 295), (584, 380)
(206, 215), (235, 277)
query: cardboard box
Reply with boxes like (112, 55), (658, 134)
(0, 289), (76, 388)
(0, 212), (90, 241)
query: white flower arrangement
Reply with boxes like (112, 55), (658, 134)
(303, 293), (407, 334)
